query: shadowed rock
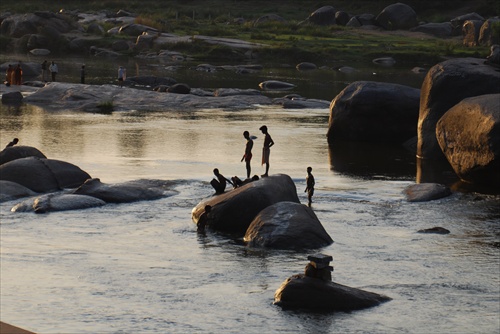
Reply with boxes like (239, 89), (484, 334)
(192, 174), (300, 234)
(0, 157), (91, 193)
(376, 3), (417, 30)
(403, 183), (452, 202)
(327, 81), (420, 144)
(1, 91), (23, 103)
(259, 80), (296, 91)
(0, 145), (47, 165)
(296, 62), (317, 71)
(244, 202), (333, 249)
(418, 227), (450, 234)
(307, 6), (336, 25)
(0, 180), (37, 203)
(410, 22), (453, 38)
(274, 273), (390, 311)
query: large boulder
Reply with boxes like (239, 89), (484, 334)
(450, 12), (485, 30)
(436, 94), (500, 187)
(192, 174), (300, 234)
(0, 157), (91, 193)
(307, 6), (336, 26)
(135, 32), (156, 50)
(0, 180), (37, 203)
(0, 145), (47, 165)
(0, 12), (80, 38)
(462, 20), (485, 47)
(73, 178), (176, 203)
(244, 202), (333, 249)
(375, 3), (418, 30)
(479, 18), (500, 46)
(417, 58), (500, 160)
(335, 11), (350, 26)
(274, 274), (391, 311)
(327, 81), (420, 144)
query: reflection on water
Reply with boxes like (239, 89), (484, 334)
(328, 140), (417, 180)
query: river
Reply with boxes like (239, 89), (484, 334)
(0, 55), (499, 333)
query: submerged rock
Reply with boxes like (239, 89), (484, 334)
(12, 193), (106, 213)
(403, 183), (452, 202)
(418, 227), (450, 234)
(73, 178), (176, 203)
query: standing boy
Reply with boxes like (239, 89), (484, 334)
(305, 166), (315, 206)
(259, 125), (274, 177)
(241, 131), (254, 179)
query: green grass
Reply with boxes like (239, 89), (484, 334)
(96, 100), (114, 114)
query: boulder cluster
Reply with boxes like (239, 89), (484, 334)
(327, 57), (500, 191)
(191, 174), (334, 250)
(0, 145), (177, 212)
(0, 3), (497, 60)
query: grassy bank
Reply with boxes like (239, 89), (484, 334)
(0, 0), (496, 65)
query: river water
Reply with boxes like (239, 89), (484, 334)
(0, 56), (499, 333)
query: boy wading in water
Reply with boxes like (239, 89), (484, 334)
(305, 166), (315, 206)
(259, 125), (274, 177)
(241, 131), (254, 179)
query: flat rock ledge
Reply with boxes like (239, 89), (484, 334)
(23, 82), (274, 112)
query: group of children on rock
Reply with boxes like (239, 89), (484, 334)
(210, 125), (315, 207)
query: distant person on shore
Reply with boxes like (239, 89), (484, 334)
(41, 60), (48, 82)
(5, 64), (14, 86)
(305, 166), (315, 206)
(13, 63), (22, 85)
(118, 66), (126, 87)
(49, 61), (58, 82)
(241, 130), (254, 179)
(80, 65), (86, 84)
(5, 138), (19, 148)
(259, 125), (274, 177)
(211, 168), (233, 194)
